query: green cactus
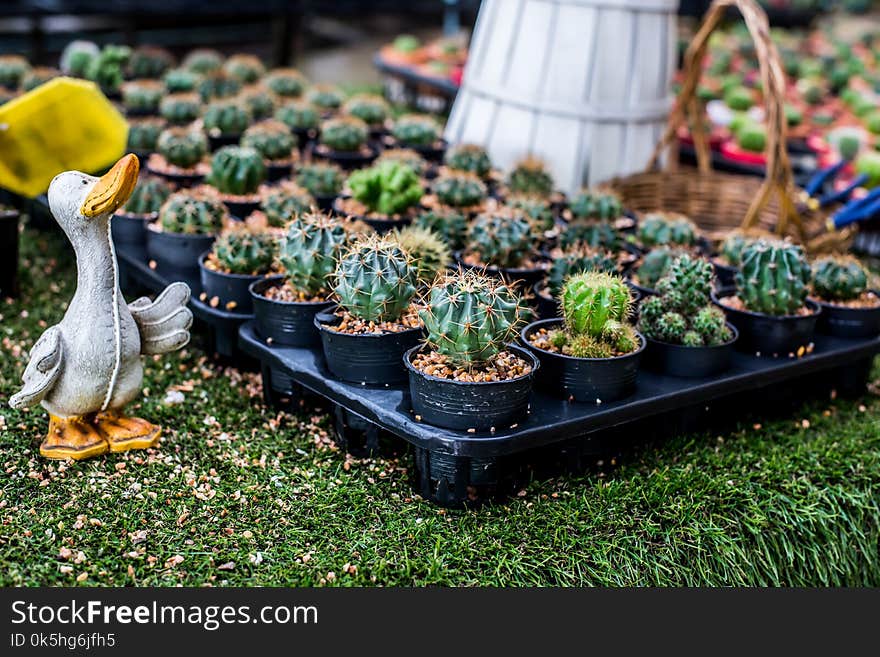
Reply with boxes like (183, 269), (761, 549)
(569, 189), (623, 221)
(855, 150), (880, 187)
(635, 247), (687, 290)
(638, 212), (698, 248)
(208, 146), (267, 196)
(223, 54), (265, 85)
(392, 114), (440, 147)
(157, 127), (208, 169)
(467, 210), (534, 269)
(343, 93), (389, 127)
(159, 190), (227, 235)
(420, 268), (527, 369)
(211, 229), (276, 275)
(654, 254), (714, 316)
(183, 48), (224, 75)
(198, 72), (242, 103)
(377, 148), (428, 177)
(121, 80), (163, 113)
(692, 306), (729, 343)
(433, 171), (487, 208)
(559, 220), (620, 251)
(811, 255), (869, 302)
(414, 208), (468, 251)
(60, 41), (97, 78)
(737, 122), (767, 153)
(163, 68), (201, 94)
(241, 119), (297, 162)
(296, 162), (344, 198)
(128, 46), (174, 79)
(507, 195), (554, 231)
(723, 85), (753, 111)
(796, 77), (825, 106)
(559, 272), (638, 354)
(547, 246), (617, 297)
(347, 161), (423, 216)
(444, 144), (492, 178)
(275, 100), (320, 131)
(333, 235), (418, 323)
(261, 181), (315, 227)
(121, 176), (173, 216)
(866, 112), (880, 136)
(0, 55), (30, 89)
(391, 225), (451, 285)
(279, 210), (348, 296)
(507, 157), (554, 198)
(719, 228), (773, 267)
(21, 67), (57, 92)
(85, 45), (130, 95)
(265, 68), (307, 98)
(305, 84), (343, 112)
(127, 118), (164, 152)
(203, 99), (251, 136)
(319, 116), (369, 152)
(392, 35), (421, 53)
(737, 239), (811, 316)
(237, 86), (276, 121)
(785, 104), (803, 128)
(159, 92), (202, 125)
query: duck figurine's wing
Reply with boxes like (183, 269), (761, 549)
(9, 325), (63, 410)
(128, 282), (193, 355)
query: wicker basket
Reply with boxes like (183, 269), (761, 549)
(608, 0), (851, 253)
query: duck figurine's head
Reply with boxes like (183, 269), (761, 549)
(48, 153), (139, 242)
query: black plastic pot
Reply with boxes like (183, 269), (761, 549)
(250, 276), (334, 347)
(643, 323), (738, 378)
(813, 294), (880, 339)
(532, 283), (558, 320)
(146, 227), (215, 272)
(0, 206), (20, 297)
(266, 161), (293, 182)
(315, 194), (338, 212)
(315, 310), (423, 385)
(220, 197), (260, 220)
(404, 344), (539, 432)
(145, 164), (205, 189)
(312, 144), (378, 170)
(626, 278), (657, 299)
(454, 252), (547, 290)
(398, 139), (447, 163)
(208, 133), (241, 152)
(111, 211), (155, 247)
(711, 259), (738, 289)
(521, 318), (645, 403)
(292, 127), (318, 151)
(198, 252), (262, 314)
(711, 289), (820, 356)
(332, 197), (413, 234)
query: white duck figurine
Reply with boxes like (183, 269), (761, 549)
(9, 154), (193, 460)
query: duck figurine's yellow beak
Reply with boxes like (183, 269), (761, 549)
(80, 153), (139, 218)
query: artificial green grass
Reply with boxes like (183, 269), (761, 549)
(1, 226), (879, 586)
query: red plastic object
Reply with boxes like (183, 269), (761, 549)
(719, 139), (767, 166)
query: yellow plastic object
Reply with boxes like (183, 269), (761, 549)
(0, 77), (128, 198)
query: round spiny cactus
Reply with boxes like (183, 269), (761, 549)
(265, 68), (307, 98)
(420, 268), (527, 369)
(347, 161), (423, 216)
(122, 176), (173, 216)
(211, 229), (276, 275)
(635, 247), (687, 291)
(638, 212), (698, 248)
(157, 127), (208, 169)
(0, 55), (30, 89)
(275, 100), (320, 131)
(203, 99), (251, 136)
(223, 54), (265, 84)
(737, 122), (767, 153)
(548, 246), (617, 297)
(159, 189), (228, 235)
(279, 210), (348, 296)
(319, 116), (369, 152)
(377, 148), (428, 177)
(507, 156), (554, 198)
(343, 93), (389, 127)
(392, 114), (440, 147)
(183, 48), (224, 75)
(237, 85), (276, 121)
(433, 171), (487, 208)
(122, 80), (164, 113)
(163, 67), (201, 94)
(306, 84), (343, 112)
(208, 146), (267, 196)
(261, 181), (315, 227)
(569, 188), (623, 221)
(444, 143), (492, 179)
(737, 239), (810, 316)
(60, 41), (97, 78)
(197, 71), (242, 102)
(241, 119), (297, 162)
(467, 210), (534, 269)
(724, 85), (753, 111)
(392, 225), (451, 285)
(159, 92), (202, 125)
(415, 208), (467, 251)
(297, 162), (344, 198)
(812, 255), (869, 303)
(559, 220), (620, 251)
(128, 46), (174, 79)
(333, 235), (419, 323)
(127, 118), (164, 152)
(507, 195), (554, 231)
(719, 228), (774, 267)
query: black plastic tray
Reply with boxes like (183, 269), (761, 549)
(373, 55), (458, 115)
(239, 320), (880, 506)
(116, 242), (252, 363)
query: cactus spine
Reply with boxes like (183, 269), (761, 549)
(736, 239), (811, 316)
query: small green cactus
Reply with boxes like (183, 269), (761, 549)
(208, 146), (267, 196)
(128, 46), (174, 79)
(855, 150), (880, 187)
(420, 268), (527, 369)
(241, 119), (297, 162)
(265, 68), (307, 98)
(163, 68), (201, 94)
(223, 54), (265, 84)
(279, 210), (348, 296)
(433, 171), (487, 208)
(157, 127), (208, 169)
(297, 162), (344, 198)
(198, 72), (242, 103)
(635, 247), (687, 290)
(203, 99), (251, 136)
(569, 189), (623, 221)
(547, 246), (617, 297)
(159, 92), (202, 125)
(333, 235), (418, 323)
(559, 272), (638, 354)
(719, 228), (773, 267)
(275, 100), (320, 131)
(211, 229), (276, 275)
(737, 239), (811, 316)
(467, 210), (534, 269)
(507, 195), (554, 231)
(723, 85), (753, 111)
(654, 254), (714, 316)
(319, 116), (369, 152)
(559, 220), (620, 251)
(392, 114), (440, 147)
(183, 48), (224, 75)
(121, 80), (163, 113)
(121, 176), (173, 216)
(237, 85), (276, 121)
(159, 190), (228, 235)
(127, 118), (164, 152)
(737, 122), (767, 153)
(86, 45), (130, 95)
(507, 157), (554, 198)
(377, 148), (428, 177)
(305, 84), (343, 112)
(347, 161), (423, 216)
(60, 41), (98, 78)
(444, 144), (492, 178)
(392, 225), (451, 285)
(261, 181), (315, 227)
(343, 93), (389, 127)
(0, 55), (30, 89)
(796, 77), (825, 106)
(414, 208), (468, 251)
(393, 35), (421, 53)
(21, 67), (57, 92)
(811, 255), (869, 302)
(638, 212), (698, 248)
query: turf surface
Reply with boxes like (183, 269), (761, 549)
(1, 226), (879, 586)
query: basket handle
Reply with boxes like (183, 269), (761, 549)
(646, 0), (804, 241)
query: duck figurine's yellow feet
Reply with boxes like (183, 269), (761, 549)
(94, 411), (161, 453)
(41, 414), (108, 460)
